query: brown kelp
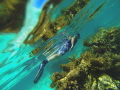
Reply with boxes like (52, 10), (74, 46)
(50, 27), (120, 90)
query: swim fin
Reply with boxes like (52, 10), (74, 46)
(33, 59), (48, 84)
(34, 63), (44, 84)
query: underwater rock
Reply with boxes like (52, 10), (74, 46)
(50, 27), (120, 90)
(85, 74), (120, 90)
(97, 74), (119, 90)
(0, 0), (27, 32)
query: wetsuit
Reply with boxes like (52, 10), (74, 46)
(58, 36), (78, 55)
(58, 40), (72, 55)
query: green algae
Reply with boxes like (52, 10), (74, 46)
(50, 27), (120, 90)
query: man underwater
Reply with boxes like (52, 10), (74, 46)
(34, 33), (80, 83)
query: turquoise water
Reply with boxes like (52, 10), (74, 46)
(0, 0), (120, 90)
(33, 0), (48, 9)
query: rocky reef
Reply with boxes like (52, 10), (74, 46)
(50, 27), (120, 90)
(0, 0), (27, 32)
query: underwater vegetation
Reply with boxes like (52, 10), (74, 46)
(50, 27), (120, 90)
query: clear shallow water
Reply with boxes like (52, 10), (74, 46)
(0, 0), (120, 90)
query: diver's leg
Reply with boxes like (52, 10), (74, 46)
(34, 53), (62, 83)
(47, 53), (62, 61)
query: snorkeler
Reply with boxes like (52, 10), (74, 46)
(34, 33), (80, 83)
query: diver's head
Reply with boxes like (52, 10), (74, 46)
(75, 33), (80, 39)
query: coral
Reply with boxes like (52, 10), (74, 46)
(85, 74), (120, 90)
(50, 27), (120, 90)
